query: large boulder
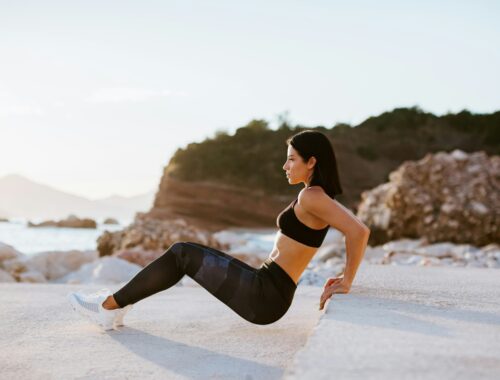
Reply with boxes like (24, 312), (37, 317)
(97, 216), (228, 257)
(0, 268), (15, 282)
(0, 242), (24, 263)
(1, 248), (98, 283)
(26, 250), (98, 280)
(51, 256), (142, 285)
(357, 150), (499, 246)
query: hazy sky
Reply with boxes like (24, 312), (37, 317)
(1, 0), (498, 199)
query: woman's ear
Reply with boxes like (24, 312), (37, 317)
(308, 156), (317, 170)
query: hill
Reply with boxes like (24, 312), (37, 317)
(146, 107), (499, 229)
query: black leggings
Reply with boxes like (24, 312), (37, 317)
(113, 241), (297, 325)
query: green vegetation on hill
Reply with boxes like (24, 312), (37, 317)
(165, 107), (500, 204)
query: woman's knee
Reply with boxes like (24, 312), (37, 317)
(168, 241), (187, 254)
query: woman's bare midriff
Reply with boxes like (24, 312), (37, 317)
(267, 231), (319, 285)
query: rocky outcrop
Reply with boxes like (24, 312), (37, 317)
(0, 242), (98, 283)
(28, 215), (97, 229)
(147, 175), (290, 231)
(357, 150), (500, 246)
(96, 215), (229, 259)
(103, 217), (119, 224)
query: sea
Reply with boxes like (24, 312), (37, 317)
(0, 218), (278, 257)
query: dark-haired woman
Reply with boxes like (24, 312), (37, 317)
(67, 130), (370, 330)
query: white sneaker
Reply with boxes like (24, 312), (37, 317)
(67, 288), (121, 331)
(92, 289), (134, 327)
(115, 304), (134, 327)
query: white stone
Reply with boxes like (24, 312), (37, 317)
(382, 238), (424, 253)
(364, 246), (386, 261)
(401, 255), (422, 266)
(2, 256), (34, 275)
(19, 270), (47, 283)
(52, 256), (142, 285)
(415, 242), (456, 258)
(451, 149), (468, 161)
(440, 258), (455, 265)
(469, 201), (488, 215)
(451, 244), (479, 259)
(0, 268), (16, 282)
(466, 261), (486, 268)
(440, 203), (455, 214)
(325, 257), (344, 268)
(26, 250), (98, 281)
(315, 243), (344, 262)
(0, 242), (24, 262)
(486, 259), (500, 268)
(419, 257), (442, 267)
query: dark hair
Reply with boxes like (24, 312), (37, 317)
(286, 130), (343, 199)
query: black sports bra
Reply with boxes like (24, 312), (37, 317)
(276, 198), (329, 248)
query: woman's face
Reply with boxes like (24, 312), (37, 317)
(282, 145), (316, 186)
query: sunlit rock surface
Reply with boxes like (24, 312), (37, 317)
(357, 149), (499, 246)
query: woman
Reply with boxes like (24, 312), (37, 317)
(68, 130), (370, 330)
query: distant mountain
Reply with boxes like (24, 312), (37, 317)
(0, 174), (155, 222)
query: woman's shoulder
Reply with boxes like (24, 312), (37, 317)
(297, 186), (327, 204)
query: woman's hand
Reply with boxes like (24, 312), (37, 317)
(319, 277), (351, 310)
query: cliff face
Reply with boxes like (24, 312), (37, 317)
(145, 175), (290, 232)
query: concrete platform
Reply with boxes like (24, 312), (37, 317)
(0, 282), (322, 380)
(285, 263), (500, 380)
(2, 263), (499, 379)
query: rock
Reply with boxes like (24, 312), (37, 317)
(96, 217), (227, 257)
(414, 242), (456, 258)
(1, 249), (97, 282)
(486, 259), (500, 268)
(28, 215), (97, 229)
(0, 268), (15, 282)
(146, 175), (292, 231)
(357, 150), (500, 246)
(2, 256), (34, 280)
(363, 246), (386, 264)
(115, 248), (164, 267)
(315, 243), (345, 263)
(0, 242), (24, 263)
(382, 238), (425, 253)
(418, 257), (443, 267)
(19, 270), (47, 283)
(103, 218), (119, 225)
(27, 250), (98, 280)
(389, 253), (422, 266)
(52, 256), (142, 285)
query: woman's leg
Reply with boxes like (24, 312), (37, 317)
(112, 241), (271, 324)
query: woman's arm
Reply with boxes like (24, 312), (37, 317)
(299, 188), (370, 286)
(342, 228), (370, 286)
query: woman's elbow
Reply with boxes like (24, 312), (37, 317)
(345, 225), (370, 240)
(361, 225), (370, 236)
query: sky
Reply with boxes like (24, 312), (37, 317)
(1, 0), (499, 200)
